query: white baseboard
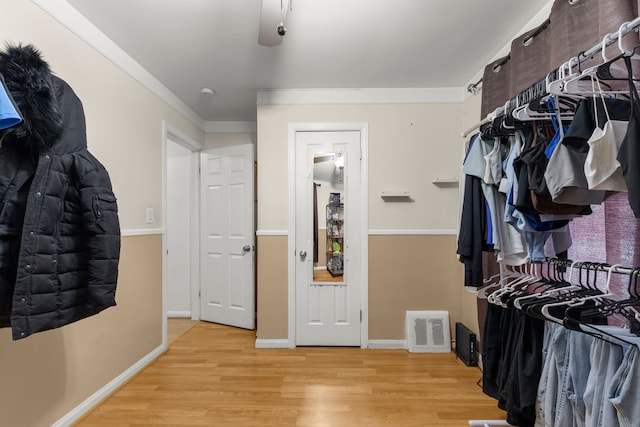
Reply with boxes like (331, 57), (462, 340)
(52, 343), (166, 427)
(367, 340), (407, 350)
(167, 311), (192, 318)
(255, 338), (291, 348)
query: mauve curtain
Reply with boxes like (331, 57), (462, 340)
(508, 20), (551, 99)
(480, 56), (511, 118)
(548, 0), (601, 72)
(569, 193), (640, 295)
(476, 0), (640, 331)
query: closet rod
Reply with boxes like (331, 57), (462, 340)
(461, 15), (640, 139)
(543, 258), (639, 276)
(577, 16), (640, 63)
(467, 78), (482, 94)
(461, 107), (502, 137)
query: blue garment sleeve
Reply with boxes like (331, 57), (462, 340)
(0, 74), (22, 130)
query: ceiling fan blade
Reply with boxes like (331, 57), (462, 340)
(258, 0), (283, 47)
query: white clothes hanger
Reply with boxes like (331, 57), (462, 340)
(562, 32), (629, 95)
(547, 57), (580, 95)
(488, 264), (540, 307)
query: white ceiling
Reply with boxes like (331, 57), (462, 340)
(63, 0), (549, 123)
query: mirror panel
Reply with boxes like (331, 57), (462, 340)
(312, 151), (345, 284)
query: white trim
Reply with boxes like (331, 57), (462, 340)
(121, 228), (164, 237)
(360, 125), (370, 349)
(163, 122), (203, 330)
(257, 87), (465, 105)
(256, 229), (288, 236)
(164, 122), (204, 151)
(367, 340), (407, 350)
(205, 121), (257, 133)
(258, 88), (465, 105)
(254, 339), (291, 349)
(288, 122), (369, 349)
(31, 0), (205, 130)
(368, 229), (457, 236)
(167, 311), (192, 318)
(52, 343), (165, 427)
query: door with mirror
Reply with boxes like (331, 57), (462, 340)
(295, 130), (361, 346)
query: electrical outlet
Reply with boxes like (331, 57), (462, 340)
(146, 207), (154, 224)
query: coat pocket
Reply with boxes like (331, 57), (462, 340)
(91, 190), (118, 233)
(81, 187), (119, 235)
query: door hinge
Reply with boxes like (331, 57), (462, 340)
(360, 310), (362, 322)
(198, 291), (201, 298)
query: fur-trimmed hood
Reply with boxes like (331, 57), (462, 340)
(0, 44), (65, 151)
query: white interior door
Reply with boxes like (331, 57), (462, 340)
(295, 131), (361, 346)
(200, 144), (255, 330)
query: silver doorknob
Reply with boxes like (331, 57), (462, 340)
(300, 250), (307, 260)
(242, 245), (251, 253)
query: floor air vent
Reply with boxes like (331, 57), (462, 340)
(455, 322), (478, 366)
(405, 311), (451, 353)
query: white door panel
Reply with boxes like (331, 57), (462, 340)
(295, 131), (361, 346)
(201, 144), (255, 330)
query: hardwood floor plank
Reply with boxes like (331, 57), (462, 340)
(74, 322), (506, 426)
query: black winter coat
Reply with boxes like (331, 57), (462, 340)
(0, 45), (120, 340)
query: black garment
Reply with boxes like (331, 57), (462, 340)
(518, 124), (591, 216)
(563, 96), (631, 153)
(482, 302), (505, 399)
(497, 308), (545, 427)
(512, 126), (537, 215)
(0, 45), (120, 340)
(519, 125), (550, 195)
(512, 127), (573, 230)
(457, 174), (492, 287)
(616, 55), (640, 218)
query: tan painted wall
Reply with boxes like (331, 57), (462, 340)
(256, 236), (288, 339)
(256, 102), (468, 340)
(369, 235), (464, 339)
(0, 234), (162, 426)
(257, 103), (463, 231)
(0, 2), (204, 424)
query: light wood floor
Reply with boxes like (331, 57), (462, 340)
(167, 317), (199, 345)
(313, 268), (344, 283)
(75, 322), (506, 426)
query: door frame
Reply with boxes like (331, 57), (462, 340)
(162, 121), (202, 348)
(287, 122), (369, 348)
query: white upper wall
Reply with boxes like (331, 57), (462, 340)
(5, 0), (205, 231)
(257, 101), (464, 233)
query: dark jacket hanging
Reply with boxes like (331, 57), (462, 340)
(0, 45), (120, 340)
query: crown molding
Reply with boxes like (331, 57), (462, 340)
(205, 121), (257, 133)
(257, 87), (466, 105)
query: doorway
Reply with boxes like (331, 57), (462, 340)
(288, 123), (369, 347)
(163, 124), (201, 346)
(166, 139), (196, 317)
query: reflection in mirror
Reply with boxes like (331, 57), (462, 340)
(312, 152), (345, 284)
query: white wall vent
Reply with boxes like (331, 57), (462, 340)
(405, 310), (451, 353)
